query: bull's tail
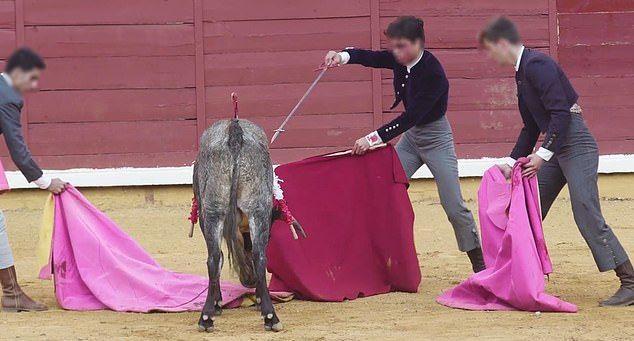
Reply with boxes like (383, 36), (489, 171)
(223, 119), (253, 281)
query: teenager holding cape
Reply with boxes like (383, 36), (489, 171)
(0, 48), (67, 312)
(323, 16), (486, 273)
(479, 17), (633, 306)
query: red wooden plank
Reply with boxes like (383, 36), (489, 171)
(270, 147), (343, 165)
(558, 12), (634, 47)
(0, 1), (14, 29)
(0, 138), (8, 157)
(383, 78), (518, 112)
(203, 0), (370, 21)
(206, 81), (372, 118)
(455, 142), (515, 159)
(0, 28), (15, 58)
(25, 25), (195, 58)
(0, 152), (197, 170)
(15, 0), (26, 144)
(194, 0), (206, 146)
(557, 0), (634, 14)
(381, 110), (523, 144)
(558, 44), (634, 77)
(203, 17), (371, 54)
(27, 89), (196, 123)
(583, 108), (634, 140)
(548, 0), (558, 61)
(40, 56), (195, 90)
(380, 0), (548, 16)
(370, 0), (382, 129)
(204, 51), (371, 86)
(379, 15), (549, 49)
(572, 77), (634, 109)
(448, 110), (524, 143)
(24, 0), (193, 25)
(28, 121), (197, 155)
(456, 140), (634, 159)
(206, 113), (373, 149)
(595, 140), (634, 155)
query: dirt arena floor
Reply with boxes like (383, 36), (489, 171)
(1, 174), (633, 340)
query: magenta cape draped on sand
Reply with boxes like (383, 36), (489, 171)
(37, 187), (292, 312)
(437, 160), (577, 312)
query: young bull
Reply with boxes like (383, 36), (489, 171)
(193, 118), (282, 332)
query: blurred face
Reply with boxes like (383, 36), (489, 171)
(389, 37), (423, 65)
(9, 68), (42, 93)
(482, 39), (515, 66)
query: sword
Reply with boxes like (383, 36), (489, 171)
(270, 66), (330, 144)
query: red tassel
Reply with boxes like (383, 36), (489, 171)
(188, 196), (199, 225)
(274, 198), (294, 225)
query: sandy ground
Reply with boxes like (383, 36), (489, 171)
(0, 175), (633, 340)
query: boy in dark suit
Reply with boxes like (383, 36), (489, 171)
(324, 16), (485, 273)
(0, 48), (66, 312)
(479, 16), (633, 306)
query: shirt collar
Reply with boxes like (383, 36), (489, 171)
(1, 72), (12, 87)
(406, 50), (424, 73)
(514, 45), (525, 72)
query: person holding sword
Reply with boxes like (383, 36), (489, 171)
(323, 16), (486, 273)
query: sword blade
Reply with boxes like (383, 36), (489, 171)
(270, 67), (328, 144)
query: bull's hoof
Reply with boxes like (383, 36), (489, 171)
(197, 324), (214, 333)
(264, 321), (283, 332)
(198, 314), (214, 332)
(263, 312), (282, 332)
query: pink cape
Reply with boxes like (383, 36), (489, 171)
(38, 187), (292, 312)
(436, 160), (577, 312)
(267, 145), (421, 301)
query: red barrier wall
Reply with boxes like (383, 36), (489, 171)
(0, 0), (631, 170)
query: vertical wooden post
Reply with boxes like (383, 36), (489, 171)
(193, 0), (206, 149)
(369, 0), (382, 129)
(548, 0), (559, 61)
(15, 0), (28, 143)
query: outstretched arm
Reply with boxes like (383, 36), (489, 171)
(324, 49), (396, 69)
(0, 102), (66, 193)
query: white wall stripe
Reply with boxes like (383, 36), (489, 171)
(6, 154), (634, 189)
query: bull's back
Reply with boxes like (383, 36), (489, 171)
(198, 119), (273, 198)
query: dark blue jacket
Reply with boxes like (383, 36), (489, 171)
(511, 48), (579, 159)
(344, 48), (448, 142)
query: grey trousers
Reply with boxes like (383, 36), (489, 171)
(395, 116), (480, 252)
(538, 114), (629, 272)
(0, 211), (14, 269)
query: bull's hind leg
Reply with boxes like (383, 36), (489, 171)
(248, 210), (282, 332)
(198, 211), (224, 333)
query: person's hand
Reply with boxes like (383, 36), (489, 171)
(324, 51), (342, 67)
(521, 154), (544, 178)
(351, 137), (370, 155)
(47, 178), (68, 194)
(498, 164), (512, 180)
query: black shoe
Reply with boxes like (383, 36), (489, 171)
(467, 247), (486, 273)
(600, 260), (634, 307)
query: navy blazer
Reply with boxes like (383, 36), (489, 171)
(511, 48), (579, 159)
(344, 48), (448, 142)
